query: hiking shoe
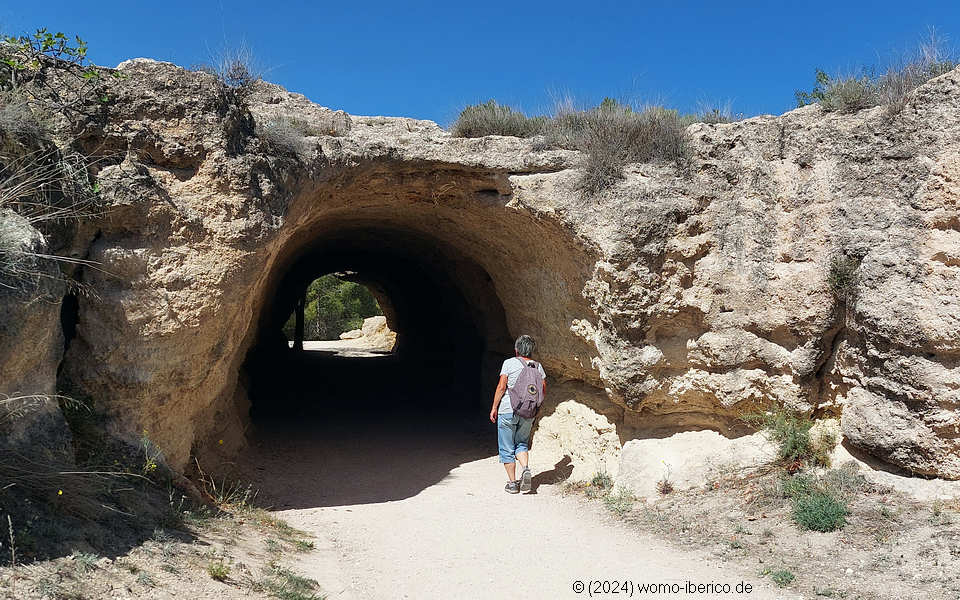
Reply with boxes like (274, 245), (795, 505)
(520, 467), (532, 492)
(504, 481), (520, 494)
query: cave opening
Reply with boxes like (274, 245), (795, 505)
(243, 227), (513, 424)
(239, 227), (516, 505)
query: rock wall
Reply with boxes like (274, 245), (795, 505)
(0, 210), (73, 464)
(7, 59), (957, 479)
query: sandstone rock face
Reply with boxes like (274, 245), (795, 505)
(32, 59), (960, 479)
(0, 210), (73, 463)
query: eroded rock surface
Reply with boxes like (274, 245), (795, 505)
(0, 210), (73, 463)
(617, 431), (776, 498)
(16, 59), (957, 479)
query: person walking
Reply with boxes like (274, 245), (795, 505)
(489, 334), (547, 494)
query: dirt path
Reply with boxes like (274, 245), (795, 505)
(241, 412), (800, 600)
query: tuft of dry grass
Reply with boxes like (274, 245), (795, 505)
(450, 98), (689, 195)
(257, 115), (349, 154)
(796, 30), (957, 115)
(211, 44), (261, 103)
(450, 100), (548, 138)
(562, 104), (689, 195)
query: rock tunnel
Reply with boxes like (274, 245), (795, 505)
(13, 60), (960, 486)
(243, 225), (514, 420)
(58, 133), (607, 477)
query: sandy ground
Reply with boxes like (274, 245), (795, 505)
(240, 412), (800, 600)
(286, 340), (393, 358)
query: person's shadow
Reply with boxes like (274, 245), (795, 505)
(527, 456), (574, 494)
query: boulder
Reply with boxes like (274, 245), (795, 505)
(533, 399), (622, 481)
(616, 431), (775, 497)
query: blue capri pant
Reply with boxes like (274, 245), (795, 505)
(497, 412), (534, 463)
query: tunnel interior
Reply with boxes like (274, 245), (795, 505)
(243, 226), (514, 422)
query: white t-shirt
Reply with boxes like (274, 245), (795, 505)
(498, 357), (547, 414)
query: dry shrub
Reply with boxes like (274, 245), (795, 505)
(0, 91), (48, 143)
(449, 99), (548, 138)
(257, 115), (349, 155)
(212, 44), (261, 101)
(689, 101), (742, 124)
(796, 30), (957, 115)
(0, 148), (103, 295)
(656, 478), (674, 495)
(452, 98), (689, 194)
(560, 104), (688, 195)
(880, 34), (957, 114)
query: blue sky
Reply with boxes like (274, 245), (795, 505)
(3, 1), (959, 124)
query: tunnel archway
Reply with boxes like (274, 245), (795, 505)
(242, 225), (514, 421)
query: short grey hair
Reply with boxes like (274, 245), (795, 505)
(514, 335), (536, 357)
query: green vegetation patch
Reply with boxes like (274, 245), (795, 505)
(253, 563), (324, 600)
(283, 274), (383, 341)
(779, 471), (854, 532)
(743, 409), (828, 468)
(450, 99), (549, 138)
(791, 490), (849, 532)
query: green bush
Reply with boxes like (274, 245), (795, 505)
(1, 29), (117, 116)
(769, 569), (795, 587)
(745, 409), (824, 467)
(791, 490), (849, 532)
(590, 471), (613, 490)
(779, 469), (855, 532)
(820, 76), (880, 113)
(603, 486), (635, 516)
(780, 472), (818, 499)
(283, 274), (382, 341)
(207, 560), (230, 581)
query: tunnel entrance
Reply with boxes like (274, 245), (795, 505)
(242, 227), (513, 422)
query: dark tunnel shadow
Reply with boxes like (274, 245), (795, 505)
(241, 403), (496, 509)
(238, 229), (517, 508)
(240, 348), (497, 508)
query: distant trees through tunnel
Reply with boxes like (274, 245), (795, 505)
(281, 273), (385, 342)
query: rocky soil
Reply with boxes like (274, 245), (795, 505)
(568, 467), (960, 600)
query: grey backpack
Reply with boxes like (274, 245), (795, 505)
(509, 359), (544, 418)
